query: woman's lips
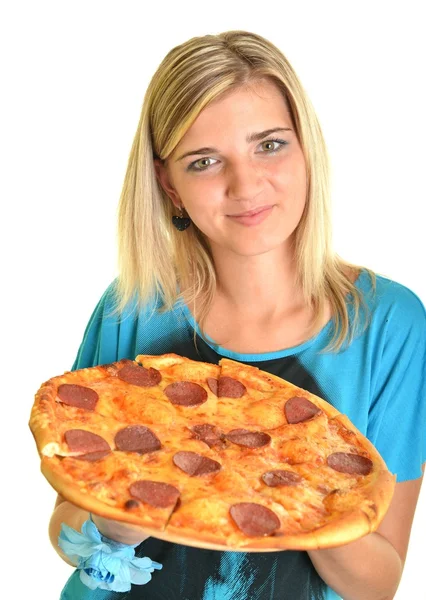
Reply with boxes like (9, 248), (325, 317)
(227, 205), (274, 226)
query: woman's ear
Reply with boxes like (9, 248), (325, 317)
(154, 158), (181, 208)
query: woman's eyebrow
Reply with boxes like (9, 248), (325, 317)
(175, 127), (292, 162)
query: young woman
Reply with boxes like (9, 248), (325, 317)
(50, 30), (425, 600)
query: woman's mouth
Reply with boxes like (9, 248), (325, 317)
(227, 205), (274, 226)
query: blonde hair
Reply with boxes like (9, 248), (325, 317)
(116, 30), (375, 352)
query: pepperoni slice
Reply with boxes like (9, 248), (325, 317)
(218, 376), (246, 398)
(229, 503), (280, 536)
(173, 451), (221, 476)
(262, 470), (302, 487)
(225, 429), (271, 448)
(191, 424), (226, 448)
(207, 378), (218, 396)
(117, 364), (162, 387)
(164, 382), (207, 406)
(327, 452), (373, 475)
(57, 384), (98, 411)
(129, 480), (180, 508)
(64, 429), (110, 454)
(285, 396), (321, 424)
(114, 425), (161, 454)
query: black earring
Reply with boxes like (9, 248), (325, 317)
(172, 207), (191, 231)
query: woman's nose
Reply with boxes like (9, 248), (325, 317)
(226, 160), (264, 202)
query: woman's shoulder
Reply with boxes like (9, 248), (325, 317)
(73, 281), (184, 370)
(356, 269), (426, 329)
(97, 279), (171, 320)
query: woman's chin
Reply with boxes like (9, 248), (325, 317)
(222, 237), (292, 259)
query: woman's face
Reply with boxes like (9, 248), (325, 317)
(155, 78), (307, 259)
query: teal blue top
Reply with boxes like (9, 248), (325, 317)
(60, 270), (426, 600)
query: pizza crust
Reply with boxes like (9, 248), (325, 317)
(29, 380), (62, 457)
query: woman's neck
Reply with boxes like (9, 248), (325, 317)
(211, 243), (304, 320)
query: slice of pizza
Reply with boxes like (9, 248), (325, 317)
(30, 375), (171, 458)
(217, 358), (341, 430)
(40, 419), (231, 532)
(30, 354), (220, 457)
(203, 358), (293, 430)
(41, 451), (180, 532)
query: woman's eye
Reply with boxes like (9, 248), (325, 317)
(259, 139), (288, 153)
(187, 157), (217, 172)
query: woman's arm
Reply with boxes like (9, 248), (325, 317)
(308, 469), (424, 600)
(49, 494), (150, 566)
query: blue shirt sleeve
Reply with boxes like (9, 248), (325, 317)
(367, 283), (426, 482)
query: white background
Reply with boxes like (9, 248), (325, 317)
(2, 1), (425, 599)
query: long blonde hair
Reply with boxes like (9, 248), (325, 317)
(116, 30), (375, 352)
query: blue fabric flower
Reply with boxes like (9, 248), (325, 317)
(58, 518), (162, 592)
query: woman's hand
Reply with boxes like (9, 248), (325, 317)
(49, 495), (150, 565)
(91, 512), (150, 546)
(308, 473), (424, 600)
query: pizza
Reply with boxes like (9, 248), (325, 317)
(29, 353), (395, 551)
